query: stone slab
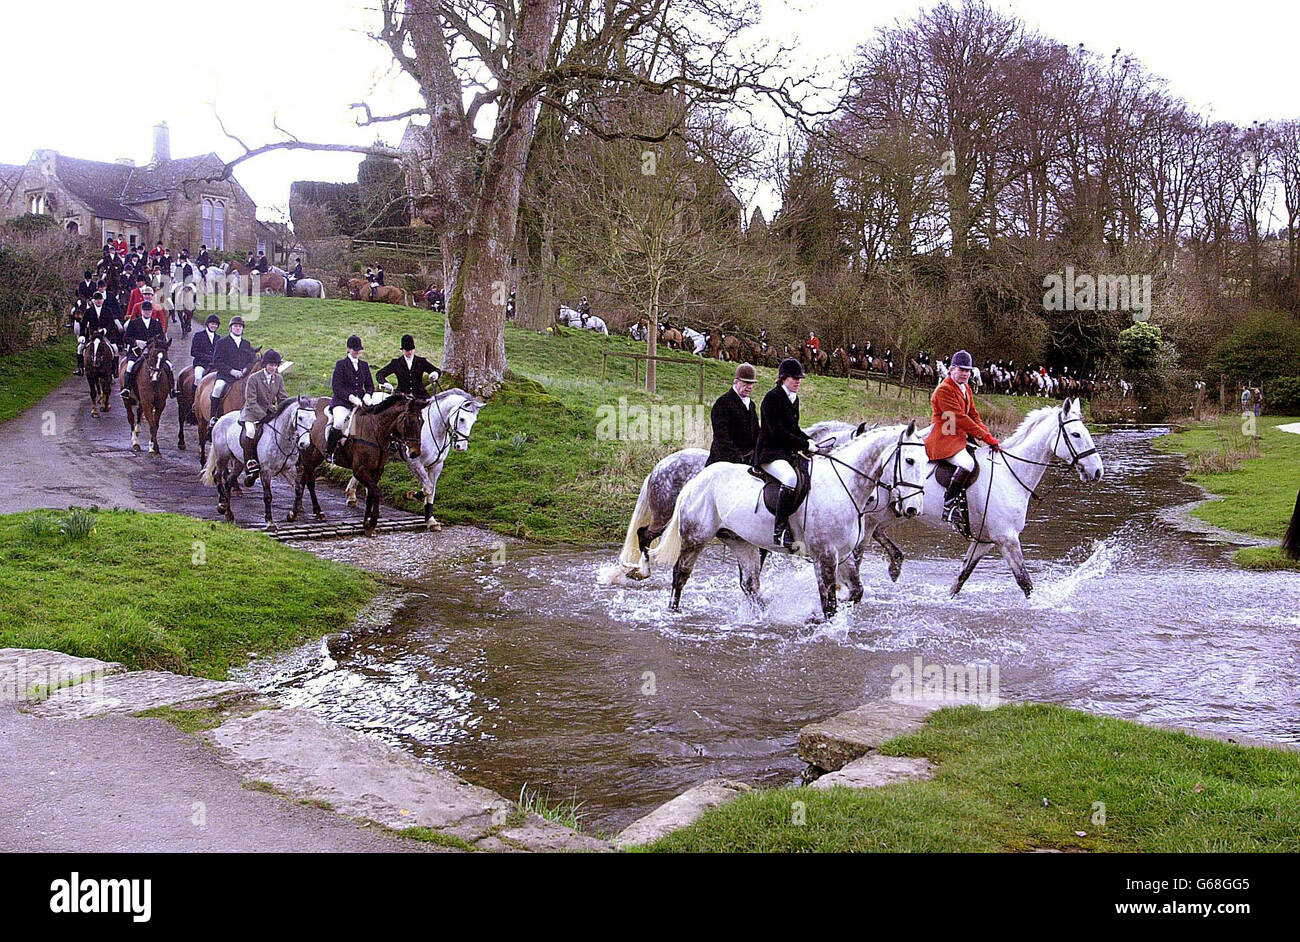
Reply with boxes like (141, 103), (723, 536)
(0, 648), (124, 705)
(798, 698), (953, 771)
(615, 779), (751, 847)
(809, 754), (935, 790)
(205, 707), (607, 849)
(26, 669), (251, 719)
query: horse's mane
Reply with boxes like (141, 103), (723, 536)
(363, 394), (413, 415)
(828, 421), (906, 467)
(436, 387), (484, 409)
(268, 397), (300, 421)
(1000, 403), (1062, 449)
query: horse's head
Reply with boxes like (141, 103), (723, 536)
(890, 419), (927, 518)
(451, 396), (484, 451)
(1053, 397), (1104, 482)
(399, 397), (427, 458)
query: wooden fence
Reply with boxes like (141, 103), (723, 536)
(601, 351), (708, 403)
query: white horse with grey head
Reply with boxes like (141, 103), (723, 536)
(344, 388), (485, 529)
(598, 420), (859, 586)
(865, 398), (1104, 598)
(651, 421), (928, 620)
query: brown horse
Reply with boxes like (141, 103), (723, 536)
(293, 395), (427, 535)
(658, 325), (683, 350)
(192, 348), (266, 465)
(704, 331), (722, 359)
(117, 336), (171, 453)
(801, 342), (829, 375)
(720, 335), (741, 362)
(259, 272), (287, 294)
(831, 347), (852, 377)
(84, 329), (115, 419)
(338, 277), (409, 306)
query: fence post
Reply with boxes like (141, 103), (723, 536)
(698, 363), (705, 404)
(601, 352), (607, 384)
(634, 357), (639, 388)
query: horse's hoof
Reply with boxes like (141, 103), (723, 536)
(314, 513), (327, 522)
(346, 499), (357, 508)
(132, 443), (140, 453)
(888, 561), (902, 582)
(265, 522), (278, 534)
(404, 489), (419, 501)
(286, 511), (297, 523)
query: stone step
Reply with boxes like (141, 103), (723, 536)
(1, 648), (125, 705)
(614, 779), (751, 848)
(205, 707), (612, 851)
(809, 754), (935, 790)
(24, 669), (251, 719)
(798, 697), (982, 771)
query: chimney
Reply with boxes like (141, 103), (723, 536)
(152, 122), (170, 165)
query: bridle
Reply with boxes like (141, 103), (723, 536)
(992, 406), (1098, 503)
(821, 427), (926, 520)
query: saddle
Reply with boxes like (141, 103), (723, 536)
(932, 445), (982, 490)
(748, 458), (811, 518)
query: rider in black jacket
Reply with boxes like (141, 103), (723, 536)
(706, 363), (759, 465)
(754, 357), (816, 548)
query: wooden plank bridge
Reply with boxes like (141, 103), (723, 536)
(255, 514), (430, 543)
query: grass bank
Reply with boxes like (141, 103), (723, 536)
(640, 703), (1300, 852)
(0, 334), (75, 423)
(0, 508), (376, 678)
(1153, 414), (1300, 570)
(243, 296), (1031, 541)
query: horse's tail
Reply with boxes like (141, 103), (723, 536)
(605, 474), (655, 581)
(199, 427), (220, 486)
(650, 499), (684, 568)
(1283, 487), (1300, 560)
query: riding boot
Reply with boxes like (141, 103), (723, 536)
(120, 366), (134, 400)
(75, 351), (84, 376)
(324, 427), (342, 465)
(241, 427), (261, 485)
(208, 394), (223, 428)
(773, 486), (797, 549)
(942, 468), (972, 535)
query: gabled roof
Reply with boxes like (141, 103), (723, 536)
(52, 155), (145, 222)
(36, 151), (236, 224)
(123, 154), (227, 203)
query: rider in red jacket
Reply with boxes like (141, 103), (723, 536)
(925, 350), (999, 533)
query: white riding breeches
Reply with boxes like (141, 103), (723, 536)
(331, 406), (351, 430)
(762, 459), (797, 489)
(948, 448), (976, 473)
(212, 379), (227, 397)
(193, 365), (206, 384)
(243, 421), (257, 438)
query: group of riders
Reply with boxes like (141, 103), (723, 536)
(69, 240), (443, 483)
(707, 350), (998, 548)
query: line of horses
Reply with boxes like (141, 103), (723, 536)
(601, 398), (1105, 621)
(78, 320), (483, 536)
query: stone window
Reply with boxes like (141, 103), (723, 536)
(27, 192), (46, 215)
(202, 197), (226, 250)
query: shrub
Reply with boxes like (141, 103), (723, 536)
(1210, 311), (1300, 385)
(1268, 376), (1300, 414)
(0, 223), (88, 354)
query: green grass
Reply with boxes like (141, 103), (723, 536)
(0, 334), (76, 423)
(1154, 414), (1300, 570)
(517, 783), (589, 832)
(134, 705), (235, 733)
(0, 508), (377, 678)
(640, 704), (1300, 852)
(238, 296), (1030, 542)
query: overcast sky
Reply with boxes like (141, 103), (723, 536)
(4, 0), (1296, 222)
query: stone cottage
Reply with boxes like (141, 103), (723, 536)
(0, 123), (266, 255)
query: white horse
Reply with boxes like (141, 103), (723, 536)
(599, 420), (860, 585)
(344, 388), (484, 529)
(868, 398), (1103, 598)
(681, 326), (707, 355)
(557, 305), (609, 334)
(200, 397), (316, 531)
(652, 421), (927, 619)
(268, 266), (326, 298)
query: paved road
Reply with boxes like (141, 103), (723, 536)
(0, 319), (398, 526)
(0, 320), (427, 852)
(0, 706), (432, 852)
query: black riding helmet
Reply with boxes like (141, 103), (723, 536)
(347, 334), (364, 351)
(205, 314), (220, 328)
(778, 357), (805, 380)
(263, 349), (283, 366)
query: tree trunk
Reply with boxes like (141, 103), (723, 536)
(647, 277), (660, 393)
